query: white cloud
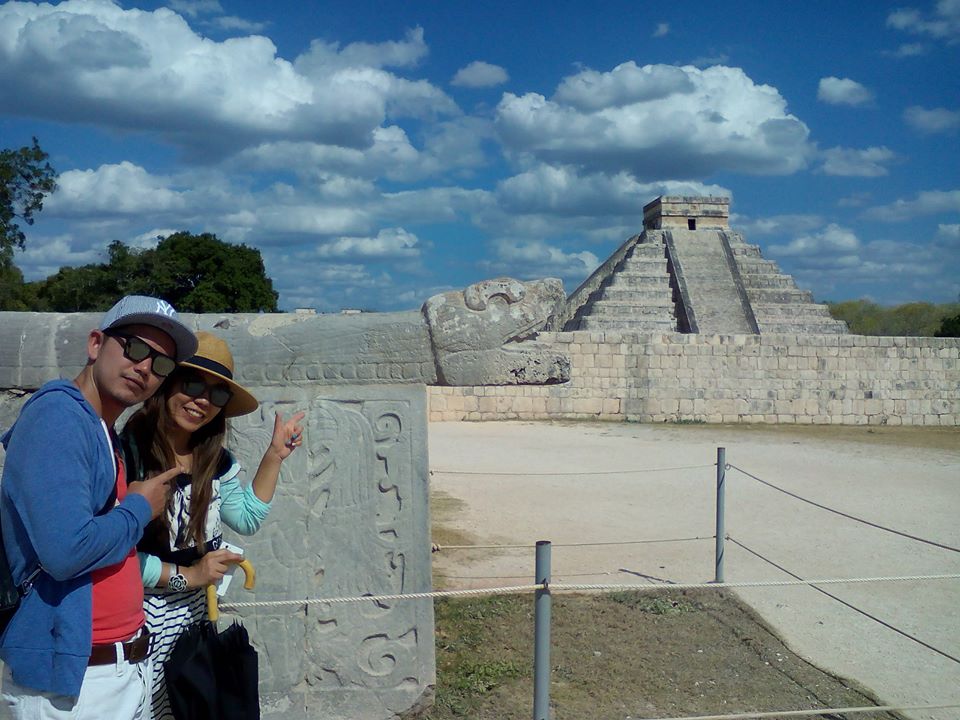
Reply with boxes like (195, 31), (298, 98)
(451, 61), (509, 88)
(819, 146), (896, 177)
(887, 42), (927, 56)
(903, 105), (960, 133)
(734, 214), (823, 236)
(490, 239), (599, 280)
(14, 234), (104, 279)
(315, 228), (420, 259)
(887, 1), (960, 43)
(496, 63), (813, 179)
(817, 77), (874, 106)
(937, 223), (960, 246)
(553, 62), (694, 112)
(295, 27), (428, 71)
(768, 224), (861, 257)
(212, 15), (268, 33)
(653, 23), (669, 38)
(495, 165), (725, 218)
(167, 0), (223, 18)
(837, 192), (873, 208)
(47, 162), (188, 216)
(863, 189), (960, 221)
(687, 53), (730, 68)
(0, 4), (455, 156)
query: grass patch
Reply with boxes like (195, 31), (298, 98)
(433, 594), (530, 716)
(605, 590), (697, 615)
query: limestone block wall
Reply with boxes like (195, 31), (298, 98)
(429, 331), (960, 425)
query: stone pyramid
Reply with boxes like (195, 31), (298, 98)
(557, 196), (848, 335)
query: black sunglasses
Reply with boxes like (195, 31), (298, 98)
(180, 374), (234, 409)
(105, 330), (177, 377)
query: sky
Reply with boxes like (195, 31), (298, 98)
(1, 0), (958, 312)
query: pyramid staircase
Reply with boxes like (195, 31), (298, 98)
(559, 228), (847, 335)
(724, 232), (847, 334)
(563, 238), (677, 332)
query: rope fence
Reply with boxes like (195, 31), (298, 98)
(219, 447), (960, 719)
(726, 463), (960, 553)
(433, 535), (713, 551)
(628, 704), (960, 720)
(430, 462), (715, 477)
(728, 535), (960, 666)
(218, 572), (960, 611)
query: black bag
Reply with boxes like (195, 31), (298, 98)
(0, 523), (40, 637)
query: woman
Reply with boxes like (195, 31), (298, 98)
(122, 331), (304, 720)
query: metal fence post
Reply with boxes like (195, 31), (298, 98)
(533, 540), (552, 720)
(715, 447), (726, 584)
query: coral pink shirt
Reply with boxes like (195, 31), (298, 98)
(90, 446), (145, 644)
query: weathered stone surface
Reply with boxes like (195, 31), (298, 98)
(0, 277), (569, 391)
(219, 385), (433, 720)
(423, 278), (569, 385)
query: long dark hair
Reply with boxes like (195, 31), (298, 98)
(124, 368), (227, 551)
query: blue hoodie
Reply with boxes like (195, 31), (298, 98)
(0, 380), (152, 697)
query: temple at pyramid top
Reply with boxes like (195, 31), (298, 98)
(555, 196), (848, 335)
(642, 196), (730, 231)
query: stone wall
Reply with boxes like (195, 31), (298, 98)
(429, 331), (960, 425)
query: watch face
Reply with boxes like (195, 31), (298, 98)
(168, 573), (188, 592)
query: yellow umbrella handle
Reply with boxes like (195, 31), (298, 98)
(206, 558), (256, 622)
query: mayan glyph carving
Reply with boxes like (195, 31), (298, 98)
(221, 389), (432, 718)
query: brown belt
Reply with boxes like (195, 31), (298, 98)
(88, 630), (151, 666)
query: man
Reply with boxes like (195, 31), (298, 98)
(0, 296), (198, 719)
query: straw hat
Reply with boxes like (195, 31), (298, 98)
(178, 332), (259, 418)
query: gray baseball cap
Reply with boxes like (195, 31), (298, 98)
(99, 295), (198, 362)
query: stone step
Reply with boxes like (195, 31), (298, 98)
(610, 270), (670, 287)
(736, 258), (782, 273)
(739, 274), (798, 289)
(588, 301), (676, 317)
(628, 243), (666, 259)
(751, 303), (832, 319)
(729, 244), (762, 257)
(748, 288), (814, 303)
(600, 287), (674, 303)
(619, 259), (670, 274)
(581, 316), (677, 331)
(757, 320), (848, 334)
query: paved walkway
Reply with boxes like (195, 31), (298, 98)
(428, 421), (960, 720)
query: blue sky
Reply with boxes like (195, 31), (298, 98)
(1, 0), (958, 311)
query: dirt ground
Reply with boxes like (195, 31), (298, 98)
(427, 496), (904, 720)
(426, 421), (960, 720)
(421, 589), (902, 720)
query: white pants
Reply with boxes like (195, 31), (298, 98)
(0, 645), (153, 720)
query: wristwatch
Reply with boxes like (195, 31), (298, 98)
(167, 565), (188, 592)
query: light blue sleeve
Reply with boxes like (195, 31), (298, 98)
(139, 551), (162, 588)
(218, 454), (272, 536)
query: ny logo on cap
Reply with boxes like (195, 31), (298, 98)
(156, 300), (176, 317)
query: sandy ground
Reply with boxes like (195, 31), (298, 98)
(427, 421), (960, 720)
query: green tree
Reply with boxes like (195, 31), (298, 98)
(936, 313), (960, 337)
(30, 232), (279, 313)
(144, 232), (279, 312)
(0, 263), (39, 311)
(0, 137), (57, 269)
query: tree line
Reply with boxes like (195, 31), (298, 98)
(3, 233), (279, 313)
(1, 139), (277, 313)
(827, 299), (960, 338)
